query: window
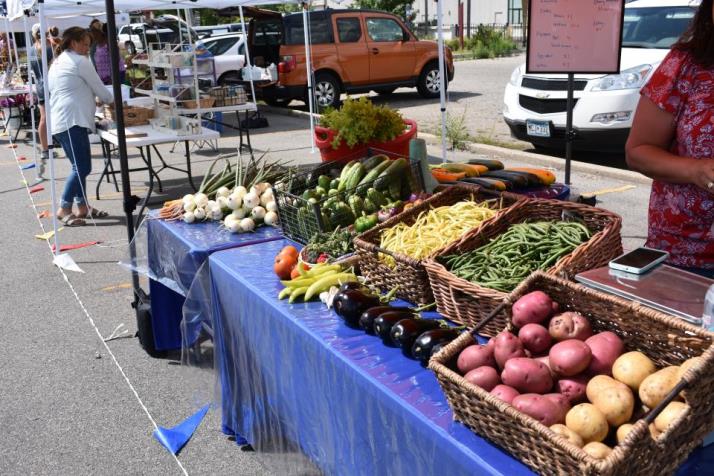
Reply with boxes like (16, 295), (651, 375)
(119, 26), (127, 35)
(203, 37), (238, 56)
(622, 6), (696, 48)
(337, 18), (362, 43)
(366, 18), (405, 42)
(284, 14), (333, 45)
(254, 19), (283, 46)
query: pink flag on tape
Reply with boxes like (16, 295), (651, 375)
(51, 241), (101, 253)
(29, 185), (44, 194)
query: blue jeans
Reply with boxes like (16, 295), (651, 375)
(54, 126), (92, 209)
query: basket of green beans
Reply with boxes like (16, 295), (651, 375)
(424, 198), (622, 334)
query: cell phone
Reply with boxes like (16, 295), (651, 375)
(608, 247), (669, 275)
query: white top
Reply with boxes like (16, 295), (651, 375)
(48, 50), (114, 135)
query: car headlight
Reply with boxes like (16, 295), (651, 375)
(509, 65), (523, 87)
(591, 64), (652, 91)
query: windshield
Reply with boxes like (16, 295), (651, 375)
(622, 6), (696, 48)
(202, 37), (240, 56)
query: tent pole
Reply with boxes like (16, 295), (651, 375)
(38, 0), (60, 255)
(237, 6), (257, 115)
(302, 3), (316, 153)
(436, 0), (448, 162)
(21, 15), (38, 172)
(7, 18), (20, 69)
(104, 3), (140, 308)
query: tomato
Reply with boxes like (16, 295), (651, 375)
(279, 245), (299, 260)
(274, 254), (297, 280)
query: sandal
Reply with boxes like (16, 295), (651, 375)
(79, 207), (110, 219)
(58, 214), (86, 227)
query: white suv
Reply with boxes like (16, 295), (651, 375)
(503, 0), (699, 152)
(196, 34), (246, 85)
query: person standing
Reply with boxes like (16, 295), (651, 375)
(625, 0), (714, 277)
(48, 27), (113, 226)
(29, 23), (55, 180)
(90, 22), (126, 85)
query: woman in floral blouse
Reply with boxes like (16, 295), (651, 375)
(626, 0), (714, 277)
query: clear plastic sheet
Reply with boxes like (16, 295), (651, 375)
(120, 210), (283, 297)
(181, 239), (535, 476)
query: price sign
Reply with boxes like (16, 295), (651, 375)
(526, 0), (625, 74)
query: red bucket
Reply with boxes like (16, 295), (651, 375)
(316, 119), (418, 163)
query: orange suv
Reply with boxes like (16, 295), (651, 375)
(247, 8), (455, 109)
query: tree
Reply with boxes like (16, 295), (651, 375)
(355, 0), (414, 21)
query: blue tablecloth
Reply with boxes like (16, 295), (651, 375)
(145, 216), (282, 351)
(201, 239), (714, 476)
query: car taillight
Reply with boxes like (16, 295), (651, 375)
(278, 55), (296, 74)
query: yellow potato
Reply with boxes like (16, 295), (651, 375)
(676, 357), (704, 382)
(612, 352), (656, 391)
(550, 424), (584, 448)
(639, 366), (679, 408)
(566, 403), (609, 444)
(586, 375), (623, 403)
(616, 423), (635, 444)
(654, 401), (688, 433)
(592, 385), (635, 427)
(649, 423), (661, 440)
(582, 442), (612, 460)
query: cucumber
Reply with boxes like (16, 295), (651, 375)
(329, 178), (340, 190)
(358, 158), (392, 188)
(317, 175), (332, 190)
(348, 195), (364, 217)
(362, 154), (388, 172)
(340, 162), (366, 192)
(367, 188), (387, 207)
(374, 158), (407, 190)
(339, 160), (358, 184)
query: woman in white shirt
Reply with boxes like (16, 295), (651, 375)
(48, 27), (114, 226)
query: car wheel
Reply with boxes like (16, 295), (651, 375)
(374, 87), (396, 96)
(218, 72), (241, 86)
(312, 73), (341, 110)
(125, 42), (136, 55)
(417, 62), (445, 98)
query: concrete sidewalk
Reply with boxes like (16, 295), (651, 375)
(0, 109), (650, 475)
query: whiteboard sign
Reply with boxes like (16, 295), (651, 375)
(526, 0), (625, 74)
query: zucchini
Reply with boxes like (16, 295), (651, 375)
(459, 177), (508, 191)
(388, 177), (403, 201)
(467, 158), (504, 171)
(358, 158), (393, 188)
(438, 162), (486, 177)
(483, 170), (540, 188)
(362, 154), (389, 172)
(374, 158), (407, 190)
(508, 167), (556, 186)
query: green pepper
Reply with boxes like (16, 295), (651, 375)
(354, 214), (378, 233)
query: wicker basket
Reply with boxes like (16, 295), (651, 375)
(429, 272), (714, 476)
(182, 96), (216, 109)
(424, 198), (622, 331)
(103, 105), (154, 126)
(354, 184), (522, 306)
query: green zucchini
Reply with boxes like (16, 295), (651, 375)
(467, 158), (504, 171)
(362, 154), (388, 172)
(374, 158), (407, 190)
(358, 159), (393, 188)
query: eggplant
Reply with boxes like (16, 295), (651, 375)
(374, 310), (417, 344)
(338, 281), (366, 294)
(334, 290), (381, 328)
(358, 306), (397, 334)
(411, 328), (463, 365)
(390, 318), (446, 353)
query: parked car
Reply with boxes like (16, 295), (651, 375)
(503, 0), (699, 152)
(194, 24), (243, 39)
(242, 8), (454, 108)
(197, 33), (246, 85)
(118, 15), (197, 54)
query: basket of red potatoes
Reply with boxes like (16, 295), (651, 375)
(429, 271), (714, 476)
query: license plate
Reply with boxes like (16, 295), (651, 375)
(526, 120), (551, 138)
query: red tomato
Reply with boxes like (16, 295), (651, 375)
(274, 254), (297, 280)
(279, 245), (299, 260)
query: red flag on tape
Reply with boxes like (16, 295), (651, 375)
(29, 185), (44, 194)
(18, 155), (27, 161)
(51, 241), (101, 253)
(37, 210), (50, 219)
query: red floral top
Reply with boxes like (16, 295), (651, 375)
(640, 49), (714, 269)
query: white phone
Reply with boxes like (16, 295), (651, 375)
(608, 247), (669, 275)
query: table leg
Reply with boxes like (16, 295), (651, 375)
(242, 110), (253, 158)
(184, 141), (197, 192)
(136, 145), (154, 229)
(139, 146), (163, 193)
(107, 145), (120, 193)
(95, 140), (113, 201)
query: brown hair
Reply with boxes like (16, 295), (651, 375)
(674, 0), (714, 68)
(57, 26), (91, 56)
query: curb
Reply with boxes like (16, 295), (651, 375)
(262, 105), (649, 185)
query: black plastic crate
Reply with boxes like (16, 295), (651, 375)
(274, 148), (425, 245)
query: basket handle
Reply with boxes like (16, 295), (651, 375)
(368, 242), (421, 267)
(469, 300), (508, 337)
(643, 379), (690, 425)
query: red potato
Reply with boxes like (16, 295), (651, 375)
(464, 366), (501, 391)
(457, 345), (496, 374)
(548, 312), (593, 342)
(493, 331), (526, 369)
(585, 332), (624, 376)
(534, 355), (556, 379)
(501, 357), (554, 394)
(557, 374), (589, 404)
(549, 340), (592, 377)
(513, 394), (562, 426)
(512, 291), (554, 327)
(519, 323), (552, 354)
(544, 393), (572, 424)
(491, 384), (521, 405)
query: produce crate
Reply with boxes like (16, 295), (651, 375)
(274, 149), (424, 245)
(354, 185), (522, 307)
(429, 271), (714, 476)
(103, 104), (154, 126)
(424, 198), (622, 331)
